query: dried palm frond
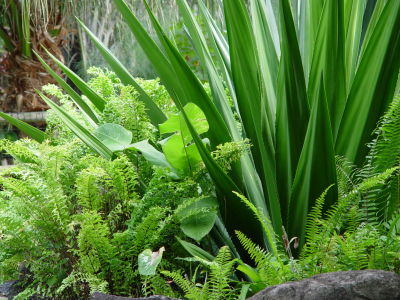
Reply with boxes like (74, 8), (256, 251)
(0, 0), (74, 112)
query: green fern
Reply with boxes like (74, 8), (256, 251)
(161, 246), (239, 300)
(302, 185), (334, 257)
(235, 231), (268, 269)
(362, 94), (400, 221)
(0, 139), (39, 164)
(233, 192), (278, 257)
(300, 168), (398, 275)
(208, 247), (236, 300)
(76, 166), (107, 211)
(211, 139), (251, 172)
(335, 156), (357, 198)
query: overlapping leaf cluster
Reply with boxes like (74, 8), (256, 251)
(21, 0), (399, 252)
(0, 73), (246, 299)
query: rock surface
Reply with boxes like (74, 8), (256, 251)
(91, 293), (180, 300)
(248, 270), (400, 300)
(0, 280), (21, 300)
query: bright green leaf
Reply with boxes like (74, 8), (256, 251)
(138, 247), (165, 276)
(94, 123), (132, 152)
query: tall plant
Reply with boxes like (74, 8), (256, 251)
(5, 0), (400, 254)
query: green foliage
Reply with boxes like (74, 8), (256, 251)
(102, 0), (400, 254)
(162, 246), (239, 300)
(162, 166), (400, 299)
(3, 0), (400, 265)
(361, 94), (400, 221)
(0, 71), (235, 299)
(159, 102), (210, 177)
(94, 123), (133, 152)
(175, 196), (219, 241)
(300, 168), (399, 275)
(2, 10), (400, 296)
(211, 139), (251, 172)
(138, 247), (165, 276)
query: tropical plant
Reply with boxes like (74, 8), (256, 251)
(162, 246), (242, 300)
(32, 0), (399, 251)
(169, 167), (400, 299)
(0, 71), (253, 299)
(0, 0), (73, 112)
(3, 0), (400, 259)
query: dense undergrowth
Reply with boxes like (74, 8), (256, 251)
(0, 70), (399, 299)
(1, 0), (400, 299)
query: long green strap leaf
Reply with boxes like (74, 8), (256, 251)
(76, 18), (166, 126)
(109, 1), (184, 99)
(197, 0), (238, 111)
(298, 0), (324, 81)
(358, 0), (388, 58)
(336, 0), (400, 164)
(344, 0), (367, 89)
(112, 0), (231, 148)
(289, 80), (337, 246)
(308, 0), (346, 137)
(34, 51), (100, 125)
(198, 0), (231, 71)
(42, 48), (106, 112)
(176, 237), (214, 262)
(250, 0), (279, 125)
(176, 0), (237, 141)
(142, 0), (231, 148)
(0, 112), (47, 143)
(276, 0), (309, 224)
(37, 92), (113, 160)
(177, 99), (268, 251)
(178, 0), (270, 234)
(224, 0), (282, 234)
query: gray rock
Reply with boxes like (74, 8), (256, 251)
(90, 293), (180, 300)
(0, 280), (23, 300)
(248, 270), (400, 300)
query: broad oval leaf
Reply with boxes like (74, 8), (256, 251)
(127, 139), (172, 169)
(138, 247), (165, 276)
(176, 196), (218, 241)
(159, 102), (209, 144)
(94, 123), (133, 152)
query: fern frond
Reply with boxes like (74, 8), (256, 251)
(211, 139), (251, 171)
(128, 207), (169, 257)
(233, 192), (277, 256)
(302, 185), (334, 256)
(160, 270), (195, 296)
(362, 94), (400, 221)
(0, 139), (39, 164)
(76, 166), (107, 211)
(235, 231), (268, 268)
(109, 155), (138, 204)
(208, 247), (236, 300)
(335, 156), (357, 198)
